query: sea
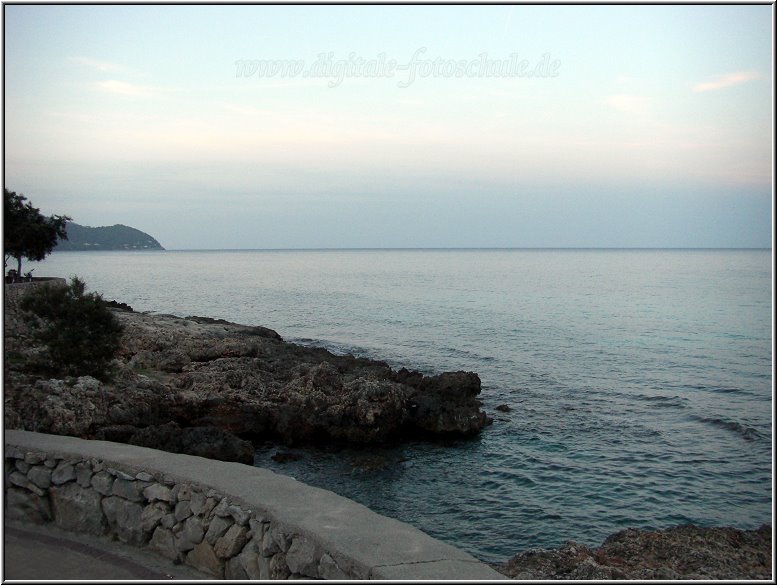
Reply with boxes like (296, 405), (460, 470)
(27, 249), (773, 563)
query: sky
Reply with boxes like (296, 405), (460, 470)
(3, 4), (773, 249)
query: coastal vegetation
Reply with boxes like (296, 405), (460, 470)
(4, 189), (69, 277)
(19, 276), (123, 380)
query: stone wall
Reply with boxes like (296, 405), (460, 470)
(4, 430), (506, 580)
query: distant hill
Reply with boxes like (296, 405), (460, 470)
(55, 223), (164, 251)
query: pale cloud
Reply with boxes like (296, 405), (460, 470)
(602, 93), (651, 115)
(93, 80), (157, 97)
(693, 70), (761, 92)
(70, 56), (122, 72)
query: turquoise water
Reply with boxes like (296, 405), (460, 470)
(31, 249), (772, 562)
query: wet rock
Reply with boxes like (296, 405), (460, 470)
(399, 370), (492, 435)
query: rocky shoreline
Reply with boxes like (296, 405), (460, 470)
(4, 294), (772, 579)
(493, 523), (772, 580)
(4, 300), (492, 464)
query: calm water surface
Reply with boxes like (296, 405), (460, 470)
(32, 249), (772, 562)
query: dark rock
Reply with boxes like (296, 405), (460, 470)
(106, 300), (134, 312)
(157, 350), (191, 373)
(495, 404), (511, 412)
(4, 303), (492, 459)
(184, 316), (282, 340)
(129, 422), (255, 464)
(401, 370), (492, 435)
(94, 424), (139, 444)
(495, 524), (773, 580)
(271, 451), (302, 463)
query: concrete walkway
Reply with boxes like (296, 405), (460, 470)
(5, 431), (508, 580)
(3, 521), (210, 581)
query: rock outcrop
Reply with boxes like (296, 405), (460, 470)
(4, 300), (492, 462)
(494, 524), (772, 580)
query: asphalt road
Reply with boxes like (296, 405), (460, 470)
(3, 521), (210, 581)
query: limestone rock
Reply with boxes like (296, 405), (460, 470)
(5, 486), (52, 524)
(90, 470), (114, 495)
(49, 483), (107, 535)
(149, 526), (177, 560)
(141, 501), (169, 533)
(287, 535), (321, 577)
(75, 462), (93, 487)
(205, 515), (234, 545)
(24, 451), (46, 465)
(14, 459), (30, 473)
(258, 555), (271, 580)
(186, 541), (224, 578)
(112, 478), (145, 502)
(318, 553), (350, 580)
(175, 500), (193, 522)
(269, 552), (291, 579)
(176, 515), (206, 552)
(107, 467), (134, 481)
(4, 304), (492, 456)
(161, 513), (177, 529)
(189, 490), (206, 515)
(225, 556), (248, 580)
(143, 482), (172, 502)
(101, 496), (145, 546)
(51, 461), (76, 485)
(228, 505), (251, 526)
(496, 524), (773, 580)
(171, 483), (192, 502)
(9, 470), (45, 496)
(27, 465), (52, 489)
(213, 496), (230, 517)
(238, 546), (263, 579)
(214, 524), (249, 558)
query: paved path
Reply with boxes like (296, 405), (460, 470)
(3, 521), (210, 581)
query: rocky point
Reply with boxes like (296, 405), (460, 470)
(4, 302), (492, 463)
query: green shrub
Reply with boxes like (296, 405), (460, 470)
(20, 277), (124, 380)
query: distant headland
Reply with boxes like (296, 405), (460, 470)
(55, 223), (164, 251)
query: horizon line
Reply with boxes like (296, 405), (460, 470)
(58, 246), (773, 252)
